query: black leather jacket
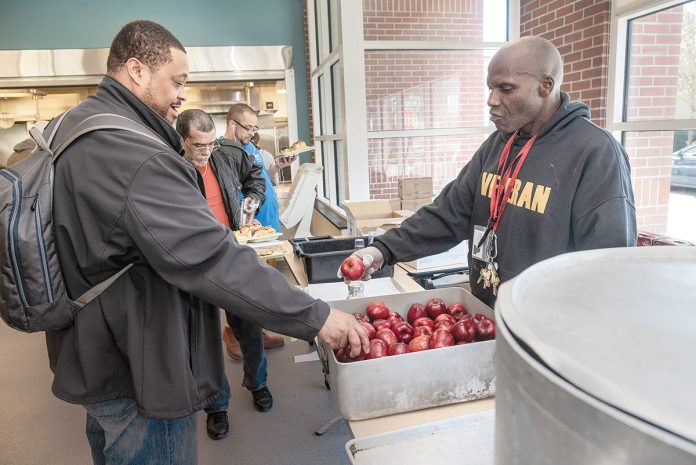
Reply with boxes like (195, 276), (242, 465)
(209, 138), (265, 231)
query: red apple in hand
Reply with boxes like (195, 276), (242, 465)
(451, 319), (477, 343)
(366, 338), (388, 359)
(372, 319), (392, 332)
(407, 303), (428, 324)
(366, 303), (390, 322)
(447, 302), (468, 320)
(358, 320), (376, 340)
(387, 342), (411, 356)
(408, 334), (431, 352)
(340, 256), (365, 281)
(413, 317), (435, 329)
(430, 329), (455, 349)
(393, 321), (414, 343)
(376, 328), (398, 347)
(426, 298), (447, 319)
(476, 317), (496, 340)
(414, 325), (433, 338)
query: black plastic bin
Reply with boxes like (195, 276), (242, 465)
(290, 236), (394, 284)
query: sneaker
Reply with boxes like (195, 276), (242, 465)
(206, 411), (229, 440)
(252, 386), (273, 412)
(262, 331), (284, 350)
(222, 326), (242, 361)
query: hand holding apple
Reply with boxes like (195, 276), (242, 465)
(340, 256), (365, 281)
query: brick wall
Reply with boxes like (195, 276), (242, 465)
(520, 0), (611, 125)
(520, 1), (684, 234)
(363, 0), (486, 198)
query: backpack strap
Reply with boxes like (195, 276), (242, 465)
(43, 113), (171, 309)
(72, 263), (134, 309)
(53, 113), (169, 160)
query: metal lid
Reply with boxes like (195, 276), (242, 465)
(496, 246), (696, 444)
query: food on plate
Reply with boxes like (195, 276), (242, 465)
(235, 220), (278, 241)
(340, 256), (366, 281)
(280, 140), (309, 154)
(255, 248), (274, 257)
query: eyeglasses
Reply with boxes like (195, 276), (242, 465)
(232, 119), (259, 134)
(185, 139), (220, 153)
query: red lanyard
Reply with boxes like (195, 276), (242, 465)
(488, 131), (537, 233)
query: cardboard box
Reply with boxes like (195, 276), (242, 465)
(404, 240), (468, 270)
(398, 177), (433, 199)
(343, 199), (413, 236)
(400, 196), (432, 212)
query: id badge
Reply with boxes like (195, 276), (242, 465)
(472, 225), (491, 262)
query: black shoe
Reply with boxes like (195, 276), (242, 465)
(252, 386), (273, 412)
(206, 411), (229, 440)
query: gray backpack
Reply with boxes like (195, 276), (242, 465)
(0, 112), (168, 332)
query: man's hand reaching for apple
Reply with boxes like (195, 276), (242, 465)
(318, 308), (370, 357)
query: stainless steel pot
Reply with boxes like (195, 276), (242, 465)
(494, 246), (696, 465)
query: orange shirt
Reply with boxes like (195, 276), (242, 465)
(197, 165), (231, 228)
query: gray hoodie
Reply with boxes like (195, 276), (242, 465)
(374, 93), (637, 308)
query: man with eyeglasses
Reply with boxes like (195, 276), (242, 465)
(176, 108), (280, 440)
(226, 103), (282, 232)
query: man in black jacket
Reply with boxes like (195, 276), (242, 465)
(176, 109), (279, 441)
(342, 36), (636, 308)
(47, 20), (368, 465)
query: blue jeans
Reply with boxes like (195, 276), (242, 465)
(205, 311), (268, 413)
(85, 398), (196, 465)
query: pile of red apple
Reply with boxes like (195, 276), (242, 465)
(334, 298), (495, 363)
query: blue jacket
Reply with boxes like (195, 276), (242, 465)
(243, 142), (281, 231)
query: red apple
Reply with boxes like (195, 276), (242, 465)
(358, 320), (376, 340)
(434, 313), (456, 325)
(334, 347), (366, 363)
(386, 311), (404, 327)
(340, 256), (365, 281)
(366, 304), (390, 322)
(430, 329), (455, 349)
(434, 320), (453, 332)
(352, 312), (370, 323)
(414, 325), (433, 338)
(366, 338), (388, 359)
(447, 302), (468, 320)
(426, 298), (447, 319)
(366, 300), (387, 314)
(372, 319), (392, 332)
(393, 321), (414, 343)
(376, 328), (398, 347)
(412, 317), (435, 329)
(471, 313), (487, 325)
(407, 303), (428, 324)
(387, 342), (411, 356)
(476, 317), (496, 340)
(408, 334), (431, 352)
(451, 319), (477, 343)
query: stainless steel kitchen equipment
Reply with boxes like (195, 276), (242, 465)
(317, 287), (494, 421)
(495, 246), (696, 465)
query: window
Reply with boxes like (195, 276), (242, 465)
(609, 0), (696, 242)
(309, 0), (515, 208)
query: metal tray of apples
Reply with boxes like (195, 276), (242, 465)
(345, 409), (494, 465)
(317, 287), (495, 421)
